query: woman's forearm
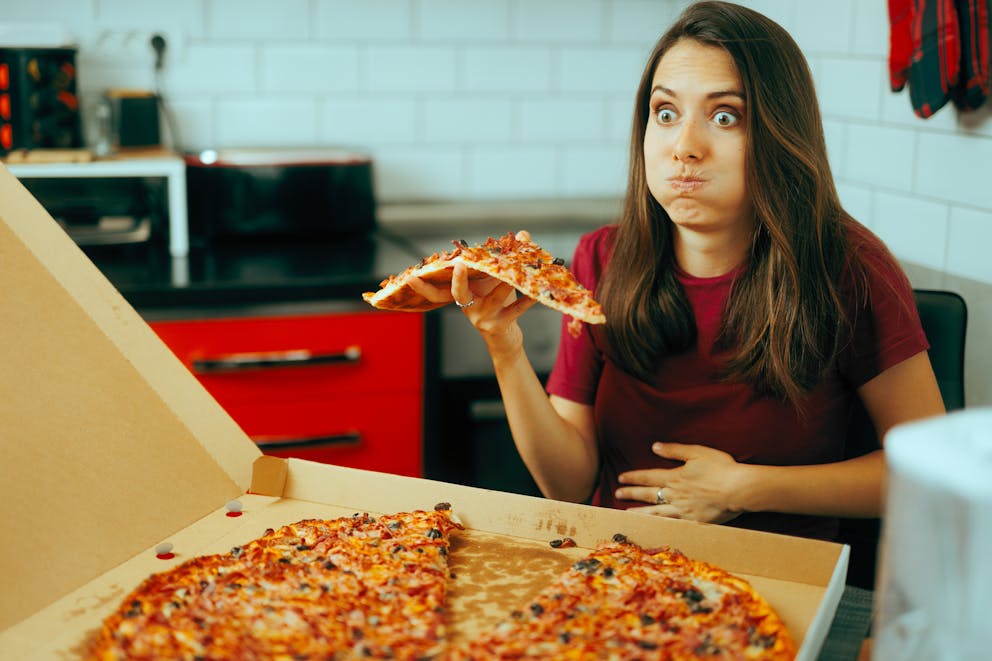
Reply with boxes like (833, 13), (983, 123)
(490, 347), (599, 503)
(732, 450), (887, 518)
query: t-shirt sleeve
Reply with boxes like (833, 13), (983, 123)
(839, 225), (930, 388)
(544, 227), (613, 405)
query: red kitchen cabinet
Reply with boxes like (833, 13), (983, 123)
(149, 309), (425, 477)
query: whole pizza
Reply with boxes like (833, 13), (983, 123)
(87, 507), (797, 660)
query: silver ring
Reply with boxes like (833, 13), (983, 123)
(455, 298), (475, 308)
(655, 488), (667, 505)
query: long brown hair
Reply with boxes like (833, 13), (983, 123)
(598, 0), (854, 404)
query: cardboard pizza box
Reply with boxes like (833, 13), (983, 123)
(0, 163), (848, 659)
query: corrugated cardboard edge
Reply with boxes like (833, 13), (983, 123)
(250, 455), (290, 497)
(0, 164), (261, 629)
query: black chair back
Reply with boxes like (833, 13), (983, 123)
(839, 289), (967, 589)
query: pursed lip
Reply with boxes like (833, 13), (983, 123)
(667, 175), (707, 193)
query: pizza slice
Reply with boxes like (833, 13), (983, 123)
(87, 505), (463, 660)
(363, 231), (606, 332)
(447, 536), (797, 660)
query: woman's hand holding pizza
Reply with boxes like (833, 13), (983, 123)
(616, 442), (746, 525)
(407, 260), (538, 360)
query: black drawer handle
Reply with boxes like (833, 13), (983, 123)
(253, 431), (362, 451)
(192, 346), (361, 373)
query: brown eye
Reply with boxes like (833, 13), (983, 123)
(713, 111), (739, 127)
(656, 108), (677, 124)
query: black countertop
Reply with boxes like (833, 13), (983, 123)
(85, 229), (430, 313)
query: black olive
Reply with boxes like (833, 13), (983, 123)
(683, 588), (704, 602)
(572, 558), (602, 574)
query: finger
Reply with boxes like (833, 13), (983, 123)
(450, 262), (474, 307)
(502, 295), (539, 319)
(651, 442), (697, 462)
(617, 469), (671, 485)
(468, 276), (502, 298)
(407, 276), (453, 304)
(614, 486), (669, 505)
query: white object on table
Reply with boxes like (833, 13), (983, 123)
(873, 408), (992, 661)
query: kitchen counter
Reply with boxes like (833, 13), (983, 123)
(84, 199), (617, 313)
(85, 230), (424, 313)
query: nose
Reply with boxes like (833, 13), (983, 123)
(673, 117), (706, 162)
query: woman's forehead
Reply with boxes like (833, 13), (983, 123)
(651, 39), (742, 92)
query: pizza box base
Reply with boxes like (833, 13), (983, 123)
(0, 163), (847, 659)
(2, 458), (847, 660)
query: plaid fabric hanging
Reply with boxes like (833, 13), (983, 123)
(888, 0), (991, 118)
(953, 0), (991, 110)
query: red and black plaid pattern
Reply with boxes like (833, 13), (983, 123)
(888, 0), (990, 118)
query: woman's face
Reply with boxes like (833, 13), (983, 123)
(643, 39), (752, 238)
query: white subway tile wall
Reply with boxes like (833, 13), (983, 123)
(2, 0), (991, 401)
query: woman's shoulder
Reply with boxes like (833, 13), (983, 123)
(570, 224), (618, 290)
(574, 224), (619, 262)
(839, 217), (916, 309)
(842, 218), (910, 274)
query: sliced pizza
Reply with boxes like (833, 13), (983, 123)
(447, 536), (798, 660)
(87, 505), (463, 660)
(363, 231), (606, 328)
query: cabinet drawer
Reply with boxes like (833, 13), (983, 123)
(150, 311), (423, 400)
(230, 392), (422, 478)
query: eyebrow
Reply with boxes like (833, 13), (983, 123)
(651, 85), (745, 101)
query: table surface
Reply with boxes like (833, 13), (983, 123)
(818, 586), (873, 660)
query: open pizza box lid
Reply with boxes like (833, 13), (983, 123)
(0, 164), (848, 659)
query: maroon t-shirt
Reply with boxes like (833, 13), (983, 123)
(545, 223), (928, 540)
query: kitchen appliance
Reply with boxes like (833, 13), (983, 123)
(0, 46), (82, 154)
(184, 148), (376, 247)
(105, 88), (160, 149)
(17, 174), (164, 248)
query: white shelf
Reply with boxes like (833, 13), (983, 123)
(5, 154), (189, 258)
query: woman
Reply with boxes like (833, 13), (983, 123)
(410, 1), (944, 542)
